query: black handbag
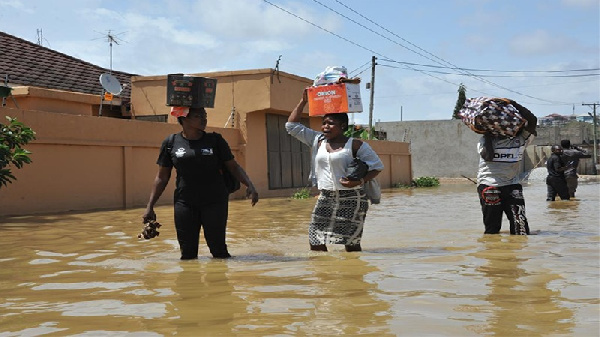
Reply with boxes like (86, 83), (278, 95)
(346, 158), (368, 181)
(221, 165), (241, 194)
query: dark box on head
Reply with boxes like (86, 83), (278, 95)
(166, 74), (217, 108)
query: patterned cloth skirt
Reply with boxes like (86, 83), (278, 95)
(309, 189), (369, 246)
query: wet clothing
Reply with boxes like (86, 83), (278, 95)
(561, 148), (591, 197)
(285, 122), (384, 187)
(310, 189), (369, 245)
(285, 122), (384, 246)
(477, 131), (534, 186)
(545, 153), (570, 201)
(157, 132), (234, 258)
(478, 184), (529, 235)
(476, 131), (534, 235)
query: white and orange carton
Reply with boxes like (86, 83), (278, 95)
(307, 83), (362, 116)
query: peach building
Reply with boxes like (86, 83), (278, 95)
(0, 32), (411, 216)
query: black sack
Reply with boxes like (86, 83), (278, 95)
(221, 166), (241, 194)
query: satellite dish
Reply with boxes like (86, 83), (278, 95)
(99, 73), (122, 95)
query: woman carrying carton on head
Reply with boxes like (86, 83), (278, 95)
(286, 87), (383, 252)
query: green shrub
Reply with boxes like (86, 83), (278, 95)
(412, 176), (440, 187)
(1, 117), (36, 188)
(291, 187), (311, 199)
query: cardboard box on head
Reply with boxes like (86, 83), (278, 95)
(166, 74), (217, 108)
(307, 83), (362, 116)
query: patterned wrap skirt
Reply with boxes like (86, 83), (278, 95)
(309, 189), (369, 246)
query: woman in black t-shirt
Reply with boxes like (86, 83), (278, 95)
(142, 107), (259, 259)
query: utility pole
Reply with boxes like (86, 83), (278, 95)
(582, 102), (599, 175)
(368, 56), (377, 140)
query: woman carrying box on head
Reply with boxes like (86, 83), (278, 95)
(142, 107), (259, 260)
(286, 88), (384, 252)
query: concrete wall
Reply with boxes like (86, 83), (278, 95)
(377, 119), (598, 178)
(377, 120), (482, 178)
(1, 107), (411, 216)
(5, 86), (121, 116)
(534, 121), (595, 146)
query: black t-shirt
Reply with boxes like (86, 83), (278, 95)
(157, 132), (234, 204)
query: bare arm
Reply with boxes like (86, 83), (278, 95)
(288, 88), (308, 123)
(142, 166), (172, 222)
(224, 160), (259, 206)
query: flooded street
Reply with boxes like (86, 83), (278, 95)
(1, 179), (598, 336)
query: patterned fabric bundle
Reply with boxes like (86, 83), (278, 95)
(459, 97), (527, 137)
(313, 66), (348, 86)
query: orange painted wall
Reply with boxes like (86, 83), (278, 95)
(1, 70), (411, 216)
(5, 87), (108, 116)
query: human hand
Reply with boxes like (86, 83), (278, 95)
(246, 186), (259, 206)
(301, 87), (308, 103)
(339, 177), (362, 188)
(142, 209), (156, 223)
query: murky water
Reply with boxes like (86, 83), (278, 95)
(1, 179), (598, 336)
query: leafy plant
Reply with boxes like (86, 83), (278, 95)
(412, 176), (440, 187)
(0, 117), (36, 188)
(345, 124), (377, 140)
(291, 187), (311, 199)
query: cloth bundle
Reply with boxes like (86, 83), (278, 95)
(313, 66), (348, 86)
(459, 97), (527, 137)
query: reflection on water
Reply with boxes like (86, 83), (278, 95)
(0, 181), (598, 336)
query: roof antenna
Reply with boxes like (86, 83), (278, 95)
(106, 30), (120, 74)
(35, 28), (51, 48)
(271, 55), (281, 83)
(96, 30), (125, 116)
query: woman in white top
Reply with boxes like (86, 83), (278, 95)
(286, 88), (384, 252)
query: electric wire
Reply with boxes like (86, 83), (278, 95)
(316, 0), (573, 105)
(379, 63), (599, 78)
(263, 0), (587, 106)
(379, 59), (600, 74)
(262, 0), (497, 98)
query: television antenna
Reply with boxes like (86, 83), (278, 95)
(93, 30), (126, 73)
(94, 30), (126, 116)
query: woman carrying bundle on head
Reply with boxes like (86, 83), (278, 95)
(459, 97), (537, 235)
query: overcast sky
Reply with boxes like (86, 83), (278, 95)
(1, 0), (598, 124)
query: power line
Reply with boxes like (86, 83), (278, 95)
(378, 63), (599, 78)
(378, 59), (600, 74)
(261, 0), (496, 98)
(312, 0), (573, 105)
(264, 0), (580, 105)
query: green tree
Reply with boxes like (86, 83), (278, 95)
(452, 83), (467, 119)
(345, 124), (377, 140)
(0, 117), (36, 188)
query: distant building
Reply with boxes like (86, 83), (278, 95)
(538, 113), (571, 126)
(576, 113), (594, 123)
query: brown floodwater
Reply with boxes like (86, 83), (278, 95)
(1, 178), (598, 336)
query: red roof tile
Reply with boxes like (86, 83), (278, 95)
(0, 31), (137, 100)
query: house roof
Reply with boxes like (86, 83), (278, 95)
(0, 31), (137, 100)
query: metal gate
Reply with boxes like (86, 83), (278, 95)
(266, 114), (311, 189)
